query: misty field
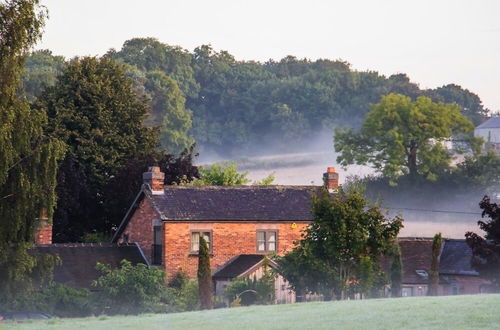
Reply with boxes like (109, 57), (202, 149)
(3, 294), (500, 330)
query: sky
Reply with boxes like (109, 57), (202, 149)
(36, 0), (499, 111)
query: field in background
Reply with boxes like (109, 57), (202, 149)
(5, 294), (499, 329)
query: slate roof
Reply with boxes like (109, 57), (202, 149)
(150, 186), (317, 221)
(213, 254), (265, 279)
(439, 239), (478, 276)
(34, 243), (148, 289)
(399, 238), (434, 285)
(476, 117), (500, 129)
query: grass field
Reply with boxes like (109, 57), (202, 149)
(2, 294), (500, 330)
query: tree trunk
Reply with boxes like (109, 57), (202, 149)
(407, 142), (418, 179)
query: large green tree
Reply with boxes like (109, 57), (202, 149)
(278, 188), (403, 300)
(37, 57), (159, 240)
(335, 93), (478, 182)
(0, 0), (65, 299)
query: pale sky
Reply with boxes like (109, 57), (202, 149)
(37, 0), (500, 111)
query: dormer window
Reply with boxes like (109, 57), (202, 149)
(415, 270), (429, 280)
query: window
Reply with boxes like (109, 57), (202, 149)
(191, 231), (211, 253)
(402, 287), (413, 297)
(152, 226), (162, 265)
(257, 231), (277, 252)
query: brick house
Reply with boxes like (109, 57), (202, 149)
(111, 166), (339, 279)
(397, 237), (491, 297)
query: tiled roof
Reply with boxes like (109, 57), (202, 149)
(439, 239), (478, 276)
(399, 238), (434, 284)
(151, 186), (318, 221)
(34, 243), (148, 289)
(476, 117), (500, 129)
(212, 254), (265, 279)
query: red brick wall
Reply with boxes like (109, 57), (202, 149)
(164, 222), (309, 279)
(118, 197), (158, 263)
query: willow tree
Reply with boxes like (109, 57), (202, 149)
(0, 0), (65, 299)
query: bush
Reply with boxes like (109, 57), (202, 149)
(92, 260), (167, 315)
(29, 282), (92, 317)
(165, 271), (200, 312)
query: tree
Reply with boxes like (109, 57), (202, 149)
(37, 56), (159, 241)
(0, 0), (65, 300)
(278, 188), (403, 300)
(144, 70), (193, 153)
(335, 93), (477, 182)
(465, 196), (500, 292)
(390, 243), (403, 298)
(21, 49), (65, 101)
(197, 236), (212, 309)
(428, 233), (442, 296)
(190, 161), (274, 186)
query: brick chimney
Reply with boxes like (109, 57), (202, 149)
(143, 166), (165, 195)
(35, 208), (52, 245)
(323, 167), (339, 192)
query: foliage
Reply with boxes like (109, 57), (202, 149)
(465, 196), (500, 292)
(278, 188), (403, 300)
(197, 236), (213, 309)
(102, 39), (489, 157)
(0, 0), (65, 300)
(224, 258), (275, 306)
(28, 282), (92, 317)
(92, 260), (167, 315)
(335, 93), (477, 182)
(143, 70), (193, 153)
(191, 162), (250, 185)
(36, 56), (168, 241)
(21, 49), (65, 101)
(428, 233), (442, 296)
(190, 161), (274, 186)
(390, 243), (402, 298)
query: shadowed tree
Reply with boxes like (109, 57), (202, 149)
(466, 196), (500, 292)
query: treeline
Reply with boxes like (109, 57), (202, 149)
(23, 38), (489, 157)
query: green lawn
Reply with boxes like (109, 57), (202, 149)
(3, 294), (500, 330)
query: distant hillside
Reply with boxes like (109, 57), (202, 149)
(23, 39), (489, 157)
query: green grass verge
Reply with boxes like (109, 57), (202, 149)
(2, 294), (499, 330)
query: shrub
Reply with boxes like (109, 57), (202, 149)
(92, 260), (167, 315)
(29, 282), (92, 317)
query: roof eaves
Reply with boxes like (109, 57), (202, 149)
(111, 186), (149, 242)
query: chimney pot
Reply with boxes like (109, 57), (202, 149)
(143, 166), (165, 195)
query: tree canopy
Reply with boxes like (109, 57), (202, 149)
(335, 93), (477, 182)
(277, 187), (403, 300)
(190, 161), (274, 186)
(0, 0), (65, 299)
(36, 56), (160, 241)
(24, 39), (489, 158)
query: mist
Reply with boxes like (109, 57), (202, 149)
(196, 128), (486, 239)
